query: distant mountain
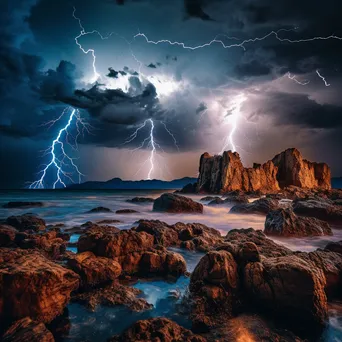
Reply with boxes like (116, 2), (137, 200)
(67, 177), (197, 190)
(332, 177), (342, 189)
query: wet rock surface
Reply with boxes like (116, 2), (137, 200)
(109, 317), (206, 342)
(86, 206), (112, 213)
(153, 193), (203, 213)
(2, 201), (44, 209)
(115, 209), (139, 214)
(126, 197), (154, 203)
(0, 248), (79, 323)
(230, 197), (279, 215)
(5, 213), (46, 232)
(265, 208), (332, 237)
(2, 317), (55, 342)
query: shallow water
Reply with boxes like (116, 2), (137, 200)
(1, 190), (342, 341)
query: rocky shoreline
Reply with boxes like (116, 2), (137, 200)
(1, 186), (342, 341)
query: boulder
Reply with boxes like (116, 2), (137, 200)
(179, 182), (197, 194)
(200, 196), (221, 202)
(73, 282), (152, 312)
(115, 209), (139, 214)
(264, 208), (332, 237)
(67, 251), (122, 288)
(0, 248), (79, 323)
(230, 198), (279, 215)
(293, 199), (342, 222)
(86, 207), (112, 213)
(109, 317), (206, 342)
(2, 202), (44, 209)
(153, 193), (203, 213)
(244, 255), (328, 331)
(324, 241), (342, 254)
(5, 214), (46, 232)
(208, 198), (224, 205)
(223, 194), (249, 204)
(2, 317), (54, 342)
(189, 251), (239, 331)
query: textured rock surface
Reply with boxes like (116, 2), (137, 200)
(109, 317), (206, 342)
(73, 282), (152, 312)
(293, 199), (342, 222)
(153, 193), (203, 213)
(265, 208), (332, 237)
(5, 214), (46, 232)
(2, 317), (54, 342)
(126, 197), (154, 203)
(244, 255), (328, 330)
(0, 248), (79, 323)
(67, 251), (122, 288)
(196, 148), (331, 193)
(230, 197), (279, 215)
(0, 224), (17, 247)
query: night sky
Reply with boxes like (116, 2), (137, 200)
(1, 0), (342, 189)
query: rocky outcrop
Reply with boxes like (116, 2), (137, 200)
(0, 225), (17, 247)
(265, 208), (332, 237)
(115, 209), (139, 214)
(73, 282), (152, 312)
(230, 197), (279, 215)
(293, 199), (342, 222)
(135, 220), (223, 252)
(2, 317), (54, 342)
(86, 206), (112, 213)
(2, 202), (44, 209)
(126, 197), (154, 203)
(196, 148), (331, 193)
(5, 214), (46, 232)
(0, 248), (79, 323)
(78, 229), (186, 277)
(109, 317), (206, 342)
(272, 148), (331, 190)
(67, 251), (122, 288)
(153, 193), (203, 213)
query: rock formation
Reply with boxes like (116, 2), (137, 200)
(196, 148), (331, 193)
(153, 193), (203, 213)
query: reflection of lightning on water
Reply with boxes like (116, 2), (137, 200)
(29, 107), (91, 189)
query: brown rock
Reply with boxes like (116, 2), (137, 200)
(264, 208), (332, 237)
(109, 317), (206, 342)
(293, 199), (342, 222)
(67, 251), (121, 288)
(0, 224), (17, 247)
(0, 248), (79, 323)
(324, 241), (342, 254)
(2, 317), (54, 342)
(5, 214), (46, 232)
(73, 282), (152, 312)
(153, 193), (203, 213)
(244, 255), (328, 331)
(230, 197), (279, 215)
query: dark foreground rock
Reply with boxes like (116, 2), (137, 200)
(153, 193), (203, 213)
(2, 317), (54, 342)
(2, 201), (44, 209)
(0, 248), (79, 323)
(5, 213), (46, 232)
(208, 198), (224, 205)
(109, 317), (206, 342)
(73, 282), (152, 312)
(264, 208), (332, 237)
(86, 206), (112, 213)
(293, 199), (342, 222)
(230, 198), (279, 215)
(0, 224), (17, 247)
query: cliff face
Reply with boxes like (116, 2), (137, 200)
(196, 148), (331, 193)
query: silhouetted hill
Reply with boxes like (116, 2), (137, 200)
(67, 177), (197, 190)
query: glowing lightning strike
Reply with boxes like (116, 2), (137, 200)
(220, 94), (247, 154)
(285, 72), (310, 85)
(134, 29), (342, 52)
(316, 70), (331, 86)
(29, 107), (90, 189)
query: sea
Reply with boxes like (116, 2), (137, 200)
(0, 189), (342, 341)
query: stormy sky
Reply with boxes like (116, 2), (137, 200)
(1, 0), (342, 188)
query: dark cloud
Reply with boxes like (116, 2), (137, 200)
(147, 63), (157, 69)
(107, 68), (127, 78)
(235, 60), (271, 78)
(184, 0), (213, 21)
(196, 102), (207, 114)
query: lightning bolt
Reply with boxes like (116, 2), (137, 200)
(220, 94), (247, 154)
(316, 70), (331, 86)
(134, 29), (342, 51)
(29, 107), (90, 189)
(285, 72), (310, 85)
